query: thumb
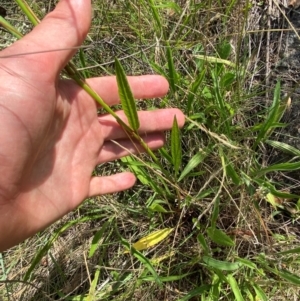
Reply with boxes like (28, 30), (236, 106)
(6, 0), (91, 80)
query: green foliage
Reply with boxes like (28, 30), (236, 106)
(115, 58), (140, 131)
(2, 0), (300, 300)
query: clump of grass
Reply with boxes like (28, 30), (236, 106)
(1, 0), (300, 300)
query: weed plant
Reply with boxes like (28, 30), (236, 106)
(1, 0), (300, 300)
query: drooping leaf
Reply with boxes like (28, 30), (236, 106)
(125, 228), (174, 253)
(115, 58), (140, 131)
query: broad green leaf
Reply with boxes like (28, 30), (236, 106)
(266, 139), (300, 157)
(171, 116), (182, 177)
(178, 150), (207, 182)
(89, 219), (111, 258)
(207, 227), (235, 247)
(202, 256), (241, 271)
(227, 274), (244, 301)
(115, 58), (140, 131)
(125, 228), (173, 253)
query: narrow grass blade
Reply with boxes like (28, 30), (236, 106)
(178, 150), (207, 182)
(166, 42), (177, 93)
(87, 268), (100, 301)
(79, 48), (89, 79)
(171, 116), (182, 177)
(255, 161), (300, 177)
(227, 274), (245, 301)
(15, 0), (40, 26)
(207, 227), (235, 247)
(235, 257), (257, 269)
(24, 214), (104, 281)
(140, 273), (192, 282)
(226, 162), (241, 185)
(254, 81), (283, 148)
(89, 219), (112, 258)
(202, 256), (241, 271)
(148, 0), (163, 37)
(277, 269), (300, 285)
(121, 238), (162, 287)
(210, 197), (220, 229)
(124, 228), (173, 253)
(252, 283), (267, 301)
(115, 58), (140, 131)
(197, 234), (209, 255)
(187, 69), (206, 113)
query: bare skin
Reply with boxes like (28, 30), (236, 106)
(0, 0), (184, 251)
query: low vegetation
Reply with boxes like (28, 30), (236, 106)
(1, 0), (300, 300)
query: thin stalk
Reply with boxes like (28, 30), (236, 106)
(14, 0), (40, 26)
(0, 16), (23, 39)
(7, 0), (170, 177)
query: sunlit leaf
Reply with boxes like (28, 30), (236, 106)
(194, 54), (236, 67)
(125, 228), (174, 253)
(115, 58), (140, 131)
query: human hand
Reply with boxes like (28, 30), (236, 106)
(0, 0), (184, 251)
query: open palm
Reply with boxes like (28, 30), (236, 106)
(0, 0), (184, 251)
